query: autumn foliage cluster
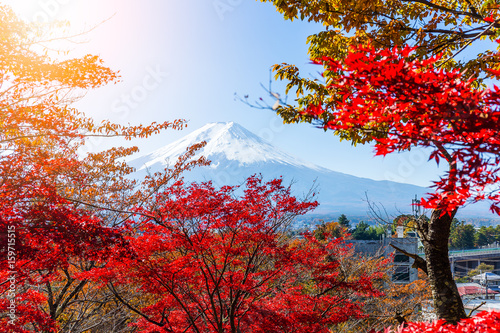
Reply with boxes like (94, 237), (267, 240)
(301, 45), (500, 215)
(382, 311), (500, 333)
(93, 177), (392, 333)
(293, 42), (500, 322)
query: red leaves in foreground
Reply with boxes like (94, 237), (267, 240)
(381, 311), (500, 332)
(89, 175), (386, 333)
(305, 44), (500, 215)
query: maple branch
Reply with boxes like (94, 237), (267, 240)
(432, 141), (453, 165)
(147, 269), (205, 333)
(427, 35), (463, 55)
(0, 130), (172, 145)
(401, 0), (483, 20)
(107, 283), (170, 329)
(46, 282), (56, 318)
(364, 18), (494, 38)
(17, 16), (116, 49)
(389, 244), (428, 276)
(64, 197), (156, 221)
(467, 301), (486, 317)
(51, 270), (76, 313)
(196, 256), (225, 331)
(56, 279), (88, 319)
(438, 19), (499, 68)
(463, 0), (478, 16)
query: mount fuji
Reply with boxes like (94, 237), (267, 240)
(129, 122), (492, 220)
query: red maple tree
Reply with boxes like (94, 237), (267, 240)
(87, 175), (386, 333)
(297, 44), (500, 322)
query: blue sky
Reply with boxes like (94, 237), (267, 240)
(5, 0), (482, 188)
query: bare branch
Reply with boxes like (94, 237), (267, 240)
(390, 243), (428, 275)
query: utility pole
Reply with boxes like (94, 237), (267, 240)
(486, 274), (489, 300)
(411, 195), (421, 218)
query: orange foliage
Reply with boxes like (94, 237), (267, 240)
(0, 5), (206, 332)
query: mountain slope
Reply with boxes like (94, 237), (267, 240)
(129, 122), (492, 219)
(130, 122), (328, 172)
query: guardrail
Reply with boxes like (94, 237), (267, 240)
(417, 248), (500, 258)
(449, 248), (500, 257)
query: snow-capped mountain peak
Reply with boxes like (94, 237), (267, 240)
(133, 122), (326, 171)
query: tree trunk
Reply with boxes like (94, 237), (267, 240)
(418, 208), (467, 323)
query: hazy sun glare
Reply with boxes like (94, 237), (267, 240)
(2, 0), (67, 23)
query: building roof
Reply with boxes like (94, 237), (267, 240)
(471, 272), (500, 281)
(456, 282), (499, 296)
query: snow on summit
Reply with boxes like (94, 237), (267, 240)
(133, 122), (326, 171)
